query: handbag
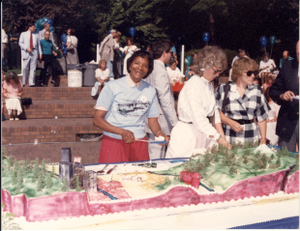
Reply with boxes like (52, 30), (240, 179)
(21, 98), (32, 105)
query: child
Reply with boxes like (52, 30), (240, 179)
(2, 71), (23, 120)
(167, 59), (184, 86)
(262, 73), (275, 94)
(91, 60), (110, 97)
(185, 62), (195, 81)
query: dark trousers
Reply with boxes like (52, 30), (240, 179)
(9, 43), (21, 69)
(40, 54), (57, 85)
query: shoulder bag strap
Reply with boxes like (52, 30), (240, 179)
(221, 82), (230, 113)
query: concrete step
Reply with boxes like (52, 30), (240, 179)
(3, 99), (96, 119)
(22, 86), (96, 100)
(20, 75), (68, 87)
(2, 118), (102, 145)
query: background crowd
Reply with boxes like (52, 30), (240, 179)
(1, 0), (299, 163)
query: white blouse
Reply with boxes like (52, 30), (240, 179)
(259, 59), (276, 74)
(95, 68), (110, 80)
(166, 67), (184, 81)
(177, 75), (221, 141)
(67, 35), (78, 48)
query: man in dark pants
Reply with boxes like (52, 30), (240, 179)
(9, 25), (21, 70)
(39, 31), (58, 86)
(269, 41), (299, 152)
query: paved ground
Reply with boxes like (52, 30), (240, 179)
(2, 140), (101, 165)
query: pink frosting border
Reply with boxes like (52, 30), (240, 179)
(2, 169), (298, 222)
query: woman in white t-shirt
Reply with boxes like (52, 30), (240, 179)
(259, 52), (276, 84)
(166, 59), (184, 86)
(91, 60), (110, 97)
(123, 38), (137, 75)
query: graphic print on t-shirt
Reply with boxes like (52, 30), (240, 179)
(117, 96), (150, 116)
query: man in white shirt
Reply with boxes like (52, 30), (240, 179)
(144, 39), (178, 159)
(99, 29), (116, 79)
(39, 22), (58, 49)
(2, 24), (9, 67)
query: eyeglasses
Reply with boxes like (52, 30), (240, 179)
(211, 66), (223, 74)
(245, 70), (259, 76)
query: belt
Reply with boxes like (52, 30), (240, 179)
(180, 116), (212, 125)
(230, 118), (255, 125)
(179, 120), (193, 124)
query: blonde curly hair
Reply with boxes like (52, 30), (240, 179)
(193, 46), (227, 76)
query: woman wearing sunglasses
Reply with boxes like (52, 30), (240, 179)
(166, 46), (231, 158)
(215, 57), (270, 145)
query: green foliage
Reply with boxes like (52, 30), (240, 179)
(2, 147), (7, 157)
(253, 140), (259, 148)
(76, 176), (81, 191)
(7, 155), (13, 167)
(46, 174), (52, 189)
(61, 177), (67, 192)
(51, 165), (55, 177)
(279, 147), (290, 157)
(37, 175), (44, 192)
(269, 154), (275, 163)
(2, 204), (21, 230)
(228, 165), (236, 176)
(11, 167), (17, 185)
(32, 158), (39, 183)
(41, 159), (46, 174)
(275, 155), (281, 167)
(243, 141), (252, 149)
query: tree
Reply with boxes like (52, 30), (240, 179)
(32, 158), (39, 183)
(37, 175), (44, 191)
(46, 174), (52, 188)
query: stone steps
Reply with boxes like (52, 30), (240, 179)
(2, 118), (102, 145)
(3, 99), (96, 119)
(22, 86), (95, 100)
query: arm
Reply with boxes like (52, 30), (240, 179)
(37, 36), (42, 59)
(148, 117), (170, 146)
(258, 120), (267, 144)
(219, 111), (244, 133)
(18, 32), (29, 51)
(269, 65), (295, 104)
(153, 68), (178, 127)
(93, 110), (136, 143)
(2, 88), (8, 98)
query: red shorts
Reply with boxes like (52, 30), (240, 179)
(99, 135), (150, 163)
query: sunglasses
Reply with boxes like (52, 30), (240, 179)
(245, 70), (259, 76)
(211, 66), (223, 74)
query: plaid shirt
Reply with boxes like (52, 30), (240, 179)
(215, 82), (270, 144)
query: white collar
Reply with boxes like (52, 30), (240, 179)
(126, 74), (141, 88)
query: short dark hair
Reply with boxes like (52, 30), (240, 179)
(127, 50), (154, 79)
(169, 59), (177, 66)
(263, 52), (270, 59)
(69, 28), (76, 36)
(152, 39), (172, 59)
(28, 22), (34, 29)
(238, 49), (245, 53)
(125, 37), (133, 45)
(5, 71), (20, 85)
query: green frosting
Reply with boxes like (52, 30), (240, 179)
(153, 144), (298, 191)
(1, 158), (77, 198)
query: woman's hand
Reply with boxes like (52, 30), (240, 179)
(229, 120), (244, 133)
(156, 131), (170, 146)
(99, 80), (105, 85)
(218, 137), (231, 149)
(120, 129), (136, 144)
